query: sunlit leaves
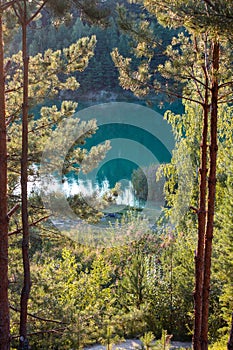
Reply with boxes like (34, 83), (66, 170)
(111, 48), (150, 97)
(143, 0), (233, 37)
(6, 36), (96, 120)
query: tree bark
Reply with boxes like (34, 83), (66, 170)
(228, 312), (233, 350)
(193, 68), (209, 350)
(0, 7), (10, 350)
(201, 40), (220, 350)
(19, 3), (31, 349)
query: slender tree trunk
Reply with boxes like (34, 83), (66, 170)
(0, 8), (10, 350)
(19, 4), (31, 349)
(228, 312), (233, 350)
(201, 40), (220, 350)
(193, 74), (209, 350)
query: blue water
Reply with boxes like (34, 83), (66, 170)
(36, 99), (176, 202)
(82, 123), (171, 187)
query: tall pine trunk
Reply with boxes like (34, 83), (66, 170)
(19, 4), (31, 349)
(201, 40), (220, 350)
(193, 73), (209, 350)
(0, 8), (10, 350)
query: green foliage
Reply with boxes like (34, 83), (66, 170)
(140, 331), (155, 350)
(209, 334), (229, 350)
(140, 330), (172, 350)
(6, 5), (132, 99)
(212, 108), (233, 339)
(156, 100), (233, 342)
(9, 211), (195, 347)
(6, 35), (116, 228)
(157, 101), (233, 342)
(120, 251), (147, 308)
(5, 1), (233, 348)
(6, 1), (185, 102)
(112, 1), (233, 114)
(153, 330), (172, 350)
(143, 0), (233, 37)
(15, 246), (116, 349)
(157, 101), (201, 228)
(132, 163), (165, 203)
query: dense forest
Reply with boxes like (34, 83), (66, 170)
(6, 0), (180, 106)
(0, 1), (232, 350)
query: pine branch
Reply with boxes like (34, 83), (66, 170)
(218, 91), (233, 102)
(36, 226), (60, 236)
(219, 81), (233, 89)
(152, 85), (203, 105)
(6, 113), (21, 127)
(9, 305), (68, 325)
(28, 119), (63, 134)
(5, 85), (24, 94)
(11, 327), (67, 339)
(218, 98), (233, 104)
(202, 0), (215, 11)
(8, 215), (50, 236)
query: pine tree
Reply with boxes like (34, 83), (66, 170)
(112, 1), (233, 349)
(0, 0), (113, 347)
(0, 3), (10, 349)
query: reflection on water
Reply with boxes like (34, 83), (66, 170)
(63, 178), (139, 207)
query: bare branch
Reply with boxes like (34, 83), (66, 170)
(190, 206), (198, 214)
(152, 85), (203, 105)
(29, 120), (61, 134)
(12, 0), (23, 23)
(27, 0), (49, 25)
(8, 215), (50, 236)
(10, 305), (68, 325)
(192, 67), (205, 102)
(218, 98), (233, 104)
(0, 0), (18, 11)
(6, 114), (20, 127)
(218, 90), (233, 102)
(7, 203), (20, 219)
(219, 81), (233, 89)
(6, 85), (24, 94)
(11, 327), (67, 339)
